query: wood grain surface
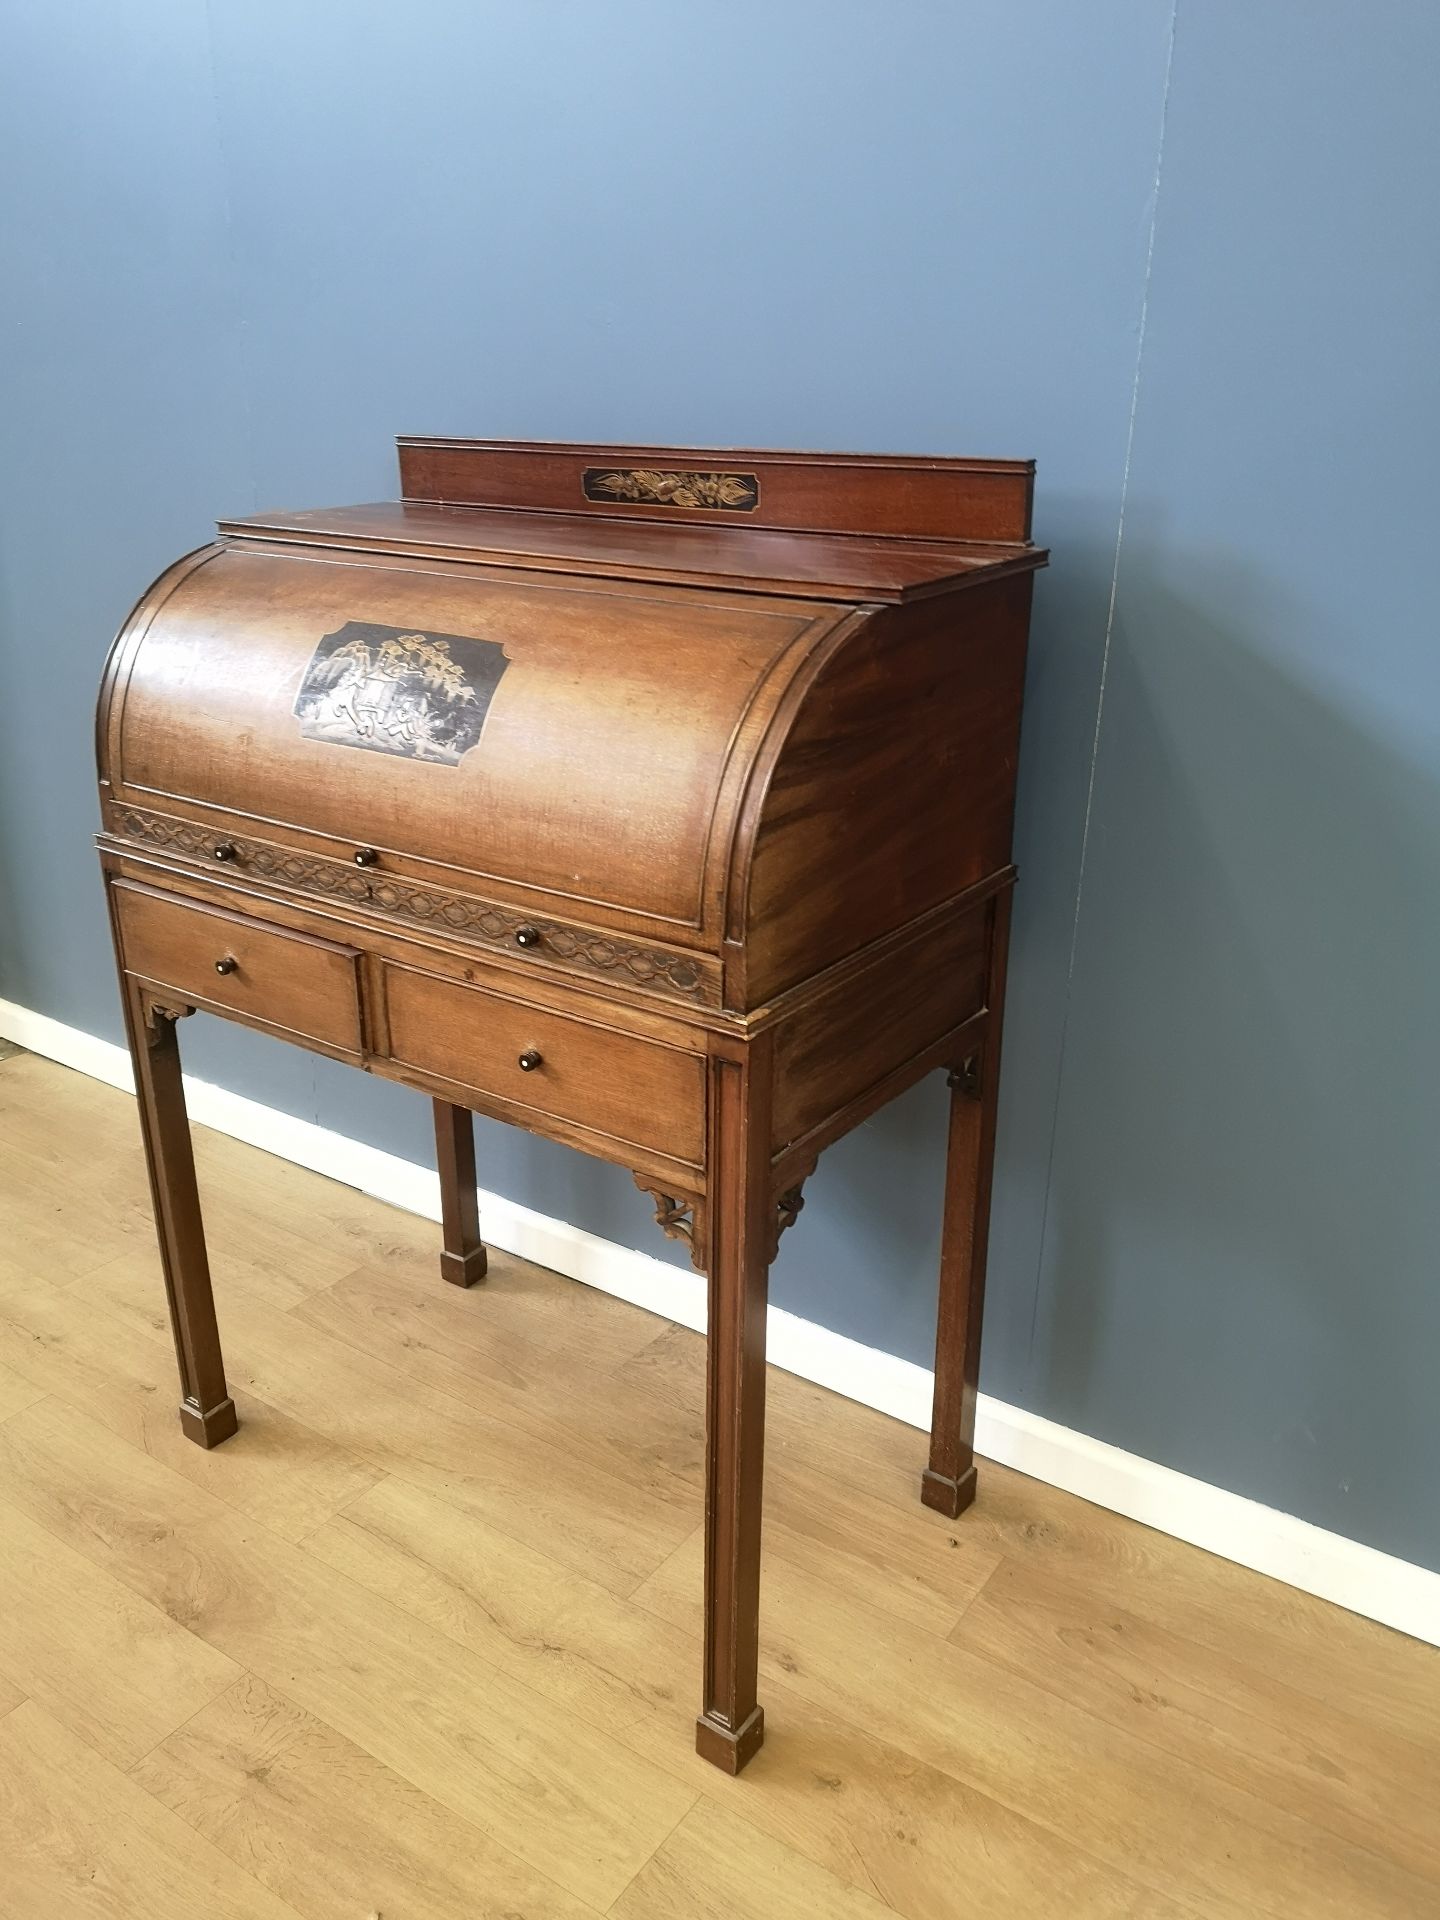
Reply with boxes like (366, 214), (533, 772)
(384, 961), (707, 1165)
(114, 879), (362, 1056)
(394, 437), (1036, 545)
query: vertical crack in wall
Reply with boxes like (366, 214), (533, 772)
(1024, 1), (1181, 1369)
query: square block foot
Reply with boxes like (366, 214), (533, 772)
(440, 1247), (488, 1288)
(695, 1705), (765, 1775)
(921, 1462), (978, 1519)
(179, 1397), (238, 1448)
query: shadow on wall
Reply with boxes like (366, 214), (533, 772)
(982, 499), (1138, 1402)
(1031, 552), (1440, 1564)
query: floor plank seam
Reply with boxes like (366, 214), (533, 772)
(269, 1288), (705, 1530)
(615, 1566), (1404, 1918)
(0, 1414), (659, 1909)
(0, 1386), (51, 1427)
(945, 1548), (1006, 1631)
(938, 1611), (1440, 1888)
(120, 1670), (258, 1780)
(619, 1523), (702, 1603)
(166, 1665), (628, 1919)
(0, 1695), (316, 1920)
(288, 1466), (397, 1544)
(600, 1790), (704, 1916)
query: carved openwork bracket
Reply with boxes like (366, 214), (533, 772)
(635, 1155), (818, 1272)
(143, 998), (196, 1034)
(633, 1174), (707, 1272)
(948, 1053), (982, 1100)
(768, 1154), (818, 1263)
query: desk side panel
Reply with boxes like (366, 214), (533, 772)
(770, 899), (992, 1158)
(740, 574), (1033, 1005)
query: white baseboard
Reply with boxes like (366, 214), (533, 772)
(3, 993), (1437, 1648)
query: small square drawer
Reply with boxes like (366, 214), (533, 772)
(114, 881), (362, 1054)
(382, 963), (705, 1165)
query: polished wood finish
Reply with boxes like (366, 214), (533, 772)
(434, 1100), (486, 1288)
(924, 887), (1013, 1518)
(105, 803), (726, 1010)
(396, 436), (1035, 543)
(5, 1051), (1440, 1920)
(695, 1034), (774, 1772)
(112, 971), (235, 1448)
(384, 964), (707, 1167)
(105, 551), (827, 933)
(741, 578), (1032, 999)
(113, 879), (363, 1057)
(769, 896), (992, 1155)
(96, 438), (1047, 1773)
(226, 499), (1039, 604)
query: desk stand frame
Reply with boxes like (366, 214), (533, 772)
(109, 889), (1009, 1778)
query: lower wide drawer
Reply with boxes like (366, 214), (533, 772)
(114, 881), (363, 1054)
(382, 963), (705, 1164)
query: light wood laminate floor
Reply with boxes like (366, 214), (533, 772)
(0, 1048), (1435, 1919)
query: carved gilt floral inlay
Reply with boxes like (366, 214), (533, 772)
(582, 467), (759, 512)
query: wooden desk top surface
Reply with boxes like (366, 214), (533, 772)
(222, 499), (1046, 605)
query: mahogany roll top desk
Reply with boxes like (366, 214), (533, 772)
(96, 437), (1046, 1774)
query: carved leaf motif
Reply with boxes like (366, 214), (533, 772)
(711, 476), (758, 507)
(587, 468), (758, 511)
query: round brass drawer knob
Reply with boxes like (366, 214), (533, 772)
(353, 847), (379, 867)
(213, 842), (238, 862)
(214, 956), (238, 976)
(517, 1049), (543, 1072)
(514, 926), (541, 948)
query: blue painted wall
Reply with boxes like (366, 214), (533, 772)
(1, 3), (1434, 1570)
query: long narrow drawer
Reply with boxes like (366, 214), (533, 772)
(383, 963), (705, 1164)
(114, 881), (362, 1053)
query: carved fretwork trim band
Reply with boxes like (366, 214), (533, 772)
(109, 806), (715, 1006)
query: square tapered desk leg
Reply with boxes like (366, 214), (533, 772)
(118, 969), (237, 1450)
(695, 1038), (773, 1775)
(434, 1099), (488, 1287)
(923, 889), (1011, 1518)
